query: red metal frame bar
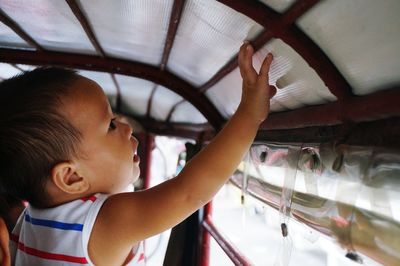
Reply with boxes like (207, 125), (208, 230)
(202, 217), (252, 266)
(147, 0), (185, 120)
(1, 0), (398, 136)
(199, 0), (319, 93)
(0, 9), (43, 50)
(146, 85), (158, 118)
(110, 73), (122, 113)
(160, 0), (186, 71)
(199, 203), (212, 266)
(217, 0), (352, 100)
(1, 46), (398, 134)
(262, 88), (400, 130)
(166, 99), (184, 123)
(280, 0), (320, 26)
(137, 116), (214, 137)
(199, 29), (273, 93)
(142, 133), (154, 190)
(66, 0), (106, 57)
(255, 117), (400, 148)
(0, 48), (224, 129)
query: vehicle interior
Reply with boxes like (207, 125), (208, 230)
(0, 0), (399, 265)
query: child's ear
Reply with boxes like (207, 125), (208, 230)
(51, 162), (89, 194)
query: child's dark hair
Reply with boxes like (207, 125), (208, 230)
(0, 67), (82, 208)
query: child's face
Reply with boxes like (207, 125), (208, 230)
(61, 77), (140, 194)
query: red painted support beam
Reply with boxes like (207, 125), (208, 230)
(199, 0), (320, 93)
(110, 74), (122, 113)
(65, 0), (106, 57)
(262, 88), (400, 130)
(199, 203), (212, 266)
(0, 9), (43, 50)
(0, 48), (224, 129)
(217, 0), (352, 100)
(147, 0), (185, 119)
(199, 29), (273, 93)
(166, 99), (184, 123)
(281, 0), (320, 26)
(160, 0), (186, 71)
(146, 85), (158, 118)
(202, 217), (252, 266)
(142, 133), (154, 190)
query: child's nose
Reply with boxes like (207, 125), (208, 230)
(123, 122), (133, 139)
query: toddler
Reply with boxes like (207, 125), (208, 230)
(0, 42), (276, 265)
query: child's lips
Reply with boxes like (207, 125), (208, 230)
(133, 154), (140, 163)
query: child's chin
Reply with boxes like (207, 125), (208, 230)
(119, 184), (135, 193)
(132, 170), (140, 181)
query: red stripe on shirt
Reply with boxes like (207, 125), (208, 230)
(10, 233), (19, 243)
(11, 234), (88, 264)
(138, 253), (145, 262)
(80, 195), (97, 202)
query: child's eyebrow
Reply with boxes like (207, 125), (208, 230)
(100, 100), (112, 123)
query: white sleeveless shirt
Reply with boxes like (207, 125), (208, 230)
(10, 194), (145, 265)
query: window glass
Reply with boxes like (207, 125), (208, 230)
(211, 182), (381, 265)
(145, 136), (187, 265)
(209, 235), (235, 266)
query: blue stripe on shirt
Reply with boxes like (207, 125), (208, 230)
(25, 213), (83, 231)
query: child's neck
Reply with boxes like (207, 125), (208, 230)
(45, 181), (97, 208)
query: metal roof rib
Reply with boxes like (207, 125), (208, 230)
(166, 99), (185, 123)
(0, 48), (225, 129)
(199, 0), (319, 93)
(110, 74), (122, 113)
(160, 0), (186, 71)
(65, 0), (106, 57)
(280, 0), (320, 26)
(146, 85), (158, 119)
(0, 8), (43, 50)
(217, 0), (352, 101)
(260, 88), (400, 130)
(146, 0), (186, 120)
(0, 0), (398, 139)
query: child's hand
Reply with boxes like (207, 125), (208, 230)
(238, 41), (276, 124)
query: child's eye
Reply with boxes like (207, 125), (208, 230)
(109, 118), (117, 131)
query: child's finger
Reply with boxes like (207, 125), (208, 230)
(238, 42), (256, 82)
(257, 53), (273, 86)
(259, 53), (273, 76)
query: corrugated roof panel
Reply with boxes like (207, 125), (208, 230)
(262, 39), (336, 110)
(78, 70), (118, 109)
(258, 0), (296, 13)
(0, 0), (96, 54)
(167, 0), (263, 86)
(171, 102), (207, 124)
(0, 63), (22, 79)
(115, 75), (154, 117)
(79, 0), (173, 65)
(150, 86), (183, 121)
(206, 38), (335, 118)
(0, 22), (32, 49)
(205, 67), (242, 118)
(298, 0), (400, 95)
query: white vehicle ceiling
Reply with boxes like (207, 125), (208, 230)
(0, 0), (399, 144)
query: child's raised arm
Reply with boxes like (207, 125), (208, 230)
(89, 42), (276, 265)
